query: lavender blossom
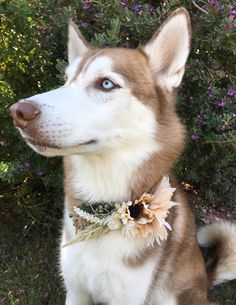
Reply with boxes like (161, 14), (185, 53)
(120, 0), (129, 6)
(36, 171), (44, 177)
(148, 5), (156, 13)
(230, 8), (236, 20)
(227, 87), (235, 97)
(198, 111), (206, 128)
(191, 133), (199, 141)
(80, 22), (89, 29)
(207, 88), (214, 97)
(132, 4), (142, 15)
(83, 2), (92, 11)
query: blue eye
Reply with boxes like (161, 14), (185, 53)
(101, 79), (116, 90)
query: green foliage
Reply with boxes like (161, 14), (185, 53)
(168, 0), (236, 204)
(0, 0), (235, 227)
(0, 219), (64, 304)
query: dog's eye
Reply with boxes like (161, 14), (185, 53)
(101, 79), (116, 90)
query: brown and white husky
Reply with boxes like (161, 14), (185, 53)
(10, 8), (236, 305)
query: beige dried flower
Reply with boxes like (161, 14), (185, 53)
(109, 176), (178, 246)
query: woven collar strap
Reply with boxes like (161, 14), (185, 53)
(63, 176), (179, 248)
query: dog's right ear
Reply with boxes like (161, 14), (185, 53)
(68, 20), (90, 63)
(143, 8), (191, 91)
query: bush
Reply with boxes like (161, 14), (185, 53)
(0, 0), (235, 226)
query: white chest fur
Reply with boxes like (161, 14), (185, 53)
(60, 210), (157, 305)
(65, 138), (159, 204)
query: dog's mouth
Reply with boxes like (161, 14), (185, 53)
(25, 137), (98, 152)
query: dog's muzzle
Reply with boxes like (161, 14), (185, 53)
(9, 100), (40, 129)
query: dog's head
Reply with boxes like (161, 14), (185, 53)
(10, 8), (191, 158)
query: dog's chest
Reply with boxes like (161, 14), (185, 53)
(60, 212), (156, 305)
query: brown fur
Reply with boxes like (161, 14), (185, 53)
(140, 188), (209, 305)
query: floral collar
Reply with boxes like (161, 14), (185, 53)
(63, 176), (179, 248)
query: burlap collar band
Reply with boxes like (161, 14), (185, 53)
(63, 176), (179, 248)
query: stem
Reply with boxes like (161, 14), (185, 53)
(204, 139), (235, 145)
(192, 1), (209, 15)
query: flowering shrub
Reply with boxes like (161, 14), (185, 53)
(0, 0), (235, 225)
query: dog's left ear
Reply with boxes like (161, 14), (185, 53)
(143, 8), (191, 91)
(68, 20), (90, 63)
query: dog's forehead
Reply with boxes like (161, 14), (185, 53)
(67, 48), (150, 84)
(83, 53), (113, 76)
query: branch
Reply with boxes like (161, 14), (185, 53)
(192, 1), (209, 15)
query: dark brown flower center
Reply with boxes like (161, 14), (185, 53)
(128, 204), (143, 219)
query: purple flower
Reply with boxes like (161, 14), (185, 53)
(216, 97), (226, 108)
(191, 133), (199, 141)
(208, 0), (220, 4)
(198, 111), (206, 128)
(219, 211), (229, 220)
(80, 22), (89, 29)
(120, 0), (129, 6)
(198, 119), (205, 128)
(0, 296), (5, 304)
(148, 5), (156, 13)
(36, 171), (44, 177)
(93, 12), (100, 19)
(224, 22), (234, 30)
(227, 87), (235, 97)
(208, 0), (221, 11)
(230, 8), (236, 20)
(207, 88), (214, 97)
(132, 4), (142, 14)
(23, 161), (31, 168)
(83, 2), (92, 10)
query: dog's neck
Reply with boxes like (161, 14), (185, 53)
(63, 143), (177, 212)
(63, 144), (156, 199)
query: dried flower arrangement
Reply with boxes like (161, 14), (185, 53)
(63, 176), (178, 248)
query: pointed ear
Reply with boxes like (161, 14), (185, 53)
(143, 8), (191, 91)
(68, 20), (90, 64)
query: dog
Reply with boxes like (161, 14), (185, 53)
(10, 8), (236, 305)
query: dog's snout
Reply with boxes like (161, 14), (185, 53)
(10, 100), (41, 128)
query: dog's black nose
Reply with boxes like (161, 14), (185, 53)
(9, 100), (41, 128)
